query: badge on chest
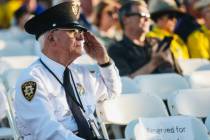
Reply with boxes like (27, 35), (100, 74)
(76, 83), (85, 96)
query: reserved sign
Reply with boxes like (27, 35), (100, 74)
(135, 116), (194, 140)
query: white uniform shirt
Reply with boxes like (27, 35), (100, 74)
(14, 53), (121, 140)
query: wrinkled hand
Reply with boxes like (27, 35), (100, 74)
(83, 32), (109, 64)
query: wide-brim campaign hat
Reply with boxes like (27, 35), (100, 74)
(24, 1), (87, 39)
(148, 0), (183, 21)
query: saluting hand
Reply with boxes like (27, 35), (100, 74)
(83, 31), (110, 64)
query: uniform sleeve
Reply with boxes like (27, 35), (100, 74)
(14, 76), (84, 140)
(93, 61), (122, 102)
(187, 30), (210, 59)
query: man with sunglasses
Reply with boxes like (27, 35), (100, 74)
(108, 0), (181, 77)
(14, 1), (121, 140)
(147, 0), (189, 60)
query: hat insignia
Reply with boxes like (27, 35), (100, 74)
(72, 4), (80, 16)
(21, 81), (37, 101)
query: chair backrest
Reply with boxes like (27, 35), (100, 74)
(3, 69), (22, 90)
(134, 73), (190, 99)
(97, 94), (168, 139)
(73, 54), (99, 72)
(188, 71), (210, 88)
(124, 119), (138, 140)
(0, 40), (36, 56)
(0, 56), (38, 69)
(133, 116), (209, 140)
(167, 89), (210, 118)
(96, 94), (168, 125)
(205, 114), (210, 135)
(120, 76), (139, 94)
(178, 58), (210, 75)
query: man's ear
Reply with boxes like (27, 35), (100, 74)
(47, 32), (55, 42)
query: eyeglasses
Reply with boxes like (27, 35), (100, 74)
(125, 12), (150, 19)
(52, 28), (84, 38)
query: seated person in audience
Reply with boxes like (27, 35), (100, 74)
(4, 6), (34, 41)
(108, 0), (182, 77)
(20, 0), (45, 15)
(147, 0), (189, 60)
(93, 0), (121, 48)
(183, 0), (210, 59)
(0, 0), (24, 29)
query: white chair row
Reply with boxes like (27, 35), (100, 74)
(167, 88), (210, 118)
(96, 94), (169, 139)
(178, 58), (210, 75)
(121, 73), (190, 99)
(96, 92), (210, 139)
(0, 39), (37, 56)
(121, 72), (210, 98)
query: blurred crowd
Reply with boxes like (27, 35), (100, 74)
(0, 0), (209, 76)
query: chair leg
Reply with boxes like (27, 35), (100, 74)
(100, 122), (109, 140)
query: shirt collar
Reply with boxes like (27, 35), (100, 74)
(40, 53), (66, 82)
(122, 35), (143, 48)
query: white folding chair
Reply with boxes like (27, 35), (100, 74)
(3, 68), (22, 91)
(205, 114), (210, 135)
(96, 94), (168, 139)
(178, 58), (210, 75)
(167, 89), (210, 118)
(0, 55), (38, 69)
(4, 88), (21, 140)
(133, 116), (209, 140)
(73, 54), (99, 72)
(187, 71), (210, 88)
(120, 76), (139, 94)
(134, 73), (190, 100)
(0, 40), (36, 56)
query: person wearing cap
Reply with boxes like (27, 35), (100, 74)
(14, 1), (121, 140)
(108, 0), (182, 77)
(147, 0), (189, 60)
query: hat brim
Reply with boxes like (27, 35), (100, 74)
(60, 22), (87, 31)
(151, 10), (184, 21)
(35, 22), (87, 39)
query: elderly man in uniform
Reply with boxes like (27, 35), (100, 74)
(14, 1), (121, 140)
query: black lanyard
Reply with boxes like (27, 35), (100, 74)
(39, 59), (85, 112)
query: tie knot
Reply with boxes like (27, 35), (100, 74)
(63, 67), (70, 80)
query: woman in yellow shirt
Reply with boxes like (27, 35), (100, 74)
(147, 0), (189, 60)
(0, 0), (24, 29)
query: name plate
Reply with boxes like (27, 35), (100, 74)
(135, 116), (194, 140)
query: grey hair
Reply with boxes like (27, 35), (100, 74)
(38, 33), (47, 51)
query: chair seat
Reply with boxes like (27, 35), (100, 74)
(0, 127), (13, 139)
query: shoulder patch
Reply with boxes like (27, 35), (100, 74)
(21, 81), (37, 101)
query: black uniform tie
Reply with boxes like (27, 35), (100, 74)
(63, 68), (94, 139)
